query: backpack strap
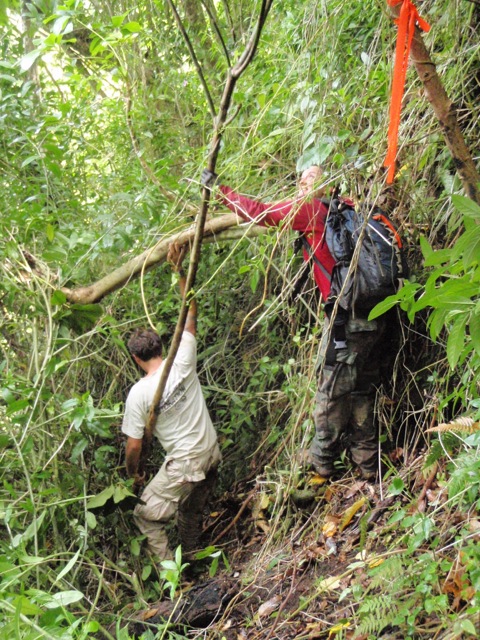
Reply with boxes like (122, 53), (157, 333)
(299, 234), (332, 282)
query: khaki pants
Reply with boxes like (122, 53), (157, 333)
(309, 314), (388, 476)
(134, 443), (222, 560)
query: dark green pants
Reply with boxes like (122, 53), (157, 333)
(309, 313), (387, 476)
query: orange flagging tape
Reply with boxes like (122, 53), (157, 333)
(385, 0), (430, 183)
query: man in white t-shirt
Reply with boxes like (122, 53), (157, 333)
(122, 243), (221, 560)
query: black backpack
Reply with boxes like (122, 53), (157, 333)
(301, 198), (408, 315)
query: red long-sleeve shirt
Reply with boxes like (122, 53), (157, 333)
(219, 184), (335, 301)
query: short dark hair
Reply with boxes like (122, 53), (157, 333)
(127, 329), (163, 361)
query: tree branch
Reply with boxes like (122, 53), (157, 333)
(230, 0), (273, 78)
(200, 0), (232, 66)
(166, 0), (216, 119)
(388, 4), (480, 204)
(140, 1), (274, 471)
(62, 213), (267, 304)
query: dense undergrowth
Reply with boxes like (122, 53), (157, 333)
(0, 0), (479, 638)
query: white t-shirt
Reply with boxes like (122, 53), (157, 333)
(122, 332), (217, 460)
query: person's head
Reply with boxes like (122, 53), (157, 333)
(297, 165), (326, 199)
(127, 328), (163, 363)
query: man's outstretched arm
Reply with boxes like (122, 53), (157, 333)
(167, 242), (197, 336)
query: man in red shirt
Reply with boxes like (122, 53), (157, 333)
(201, 166), (386, 480)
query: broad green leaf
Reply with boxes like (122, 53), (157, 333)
(20, 49), (42, 71)
(113, 483), (136, 503)
(44, 590), (84, 609)
(141, 564), (152, 580)
(21, 155), (41, 168)
(250, 269), (259, 293)
(51, 289), (67, 305)
(11, 511), (47, 548)
(419, 235), (433, 260)
(368, 295), (399, 319)
(386, 508), (406, 525)
(423, 248), (452, 267)
(62, 398), (79, 410)
(388, 478), (405, 496)
(6, 398), (29, 414)
(130, 538), (141, 556)
(458, 619), (477, 635)
(0, 73), (17, 83)
(209, 555), (219, 577)
(86, 511), (97, 529)
(124, 21), (142, 32)
(54, 549), (81, 584)
(52, 16), (72, 35)
(463, 233), (480, 268)
(317, 141), (334, 164)
(268, 128), (287, 137)
(21, 554), (45, 564)
(470, 312), (480, 356)
(86, 485), (115, 509)
(11, 595), (43, 616)
(46, 224), (55, 242)
(451, 226), (480, 264)
(427, 308), (449, 342)
(70, 437), (88, 463)
(446, 315), (468, 369)
(451, 194), (480, 220)
(0, 561), (19, 579)
(194, 545), (217, 560)
(112, 14), (128, 27)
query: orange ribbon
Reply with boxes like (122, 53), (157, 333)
(384, 0), (430, 183)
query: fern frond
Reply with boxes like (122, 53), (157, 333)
(354, 594), (396, 638)
(369, 556), (404, 590)
(424, 432), (460, 468)
(426, 417), (479, 434)
(448, 453), (480, 504)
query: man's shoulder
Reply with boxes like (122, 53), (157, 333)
(126, 375), (154, 403)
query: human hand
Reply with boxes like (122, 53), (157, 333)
(133, 471), (146, 490)
(167, 242), (187, 273)
(200, 168), (218, 189)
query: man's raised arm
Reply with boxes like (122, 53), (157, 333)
(167, 242), (197, 336)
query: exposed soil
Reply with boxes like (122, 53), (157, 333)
(125, 455), (452, 639)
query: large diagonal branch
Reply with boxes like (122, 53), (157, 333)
(61, 214), (266, 304)
(140, 0), (274, 469)
(389, 4), (480, 204)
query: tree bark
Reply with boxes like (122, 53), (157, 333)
(389, 4), (480, 204)
(62, 213), (266, 304)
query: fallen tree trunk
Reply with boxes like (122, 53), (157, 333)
(62, 214), (266, 304)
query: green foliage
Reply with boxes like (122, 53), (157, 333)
(194, 545), (231, 578)
(0, 0), (479, 635)
(354, 552), (451, 639)
(159, 546), (189, 601)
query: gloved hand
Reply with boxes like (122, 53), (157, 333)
(200, 168), (219, 189)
